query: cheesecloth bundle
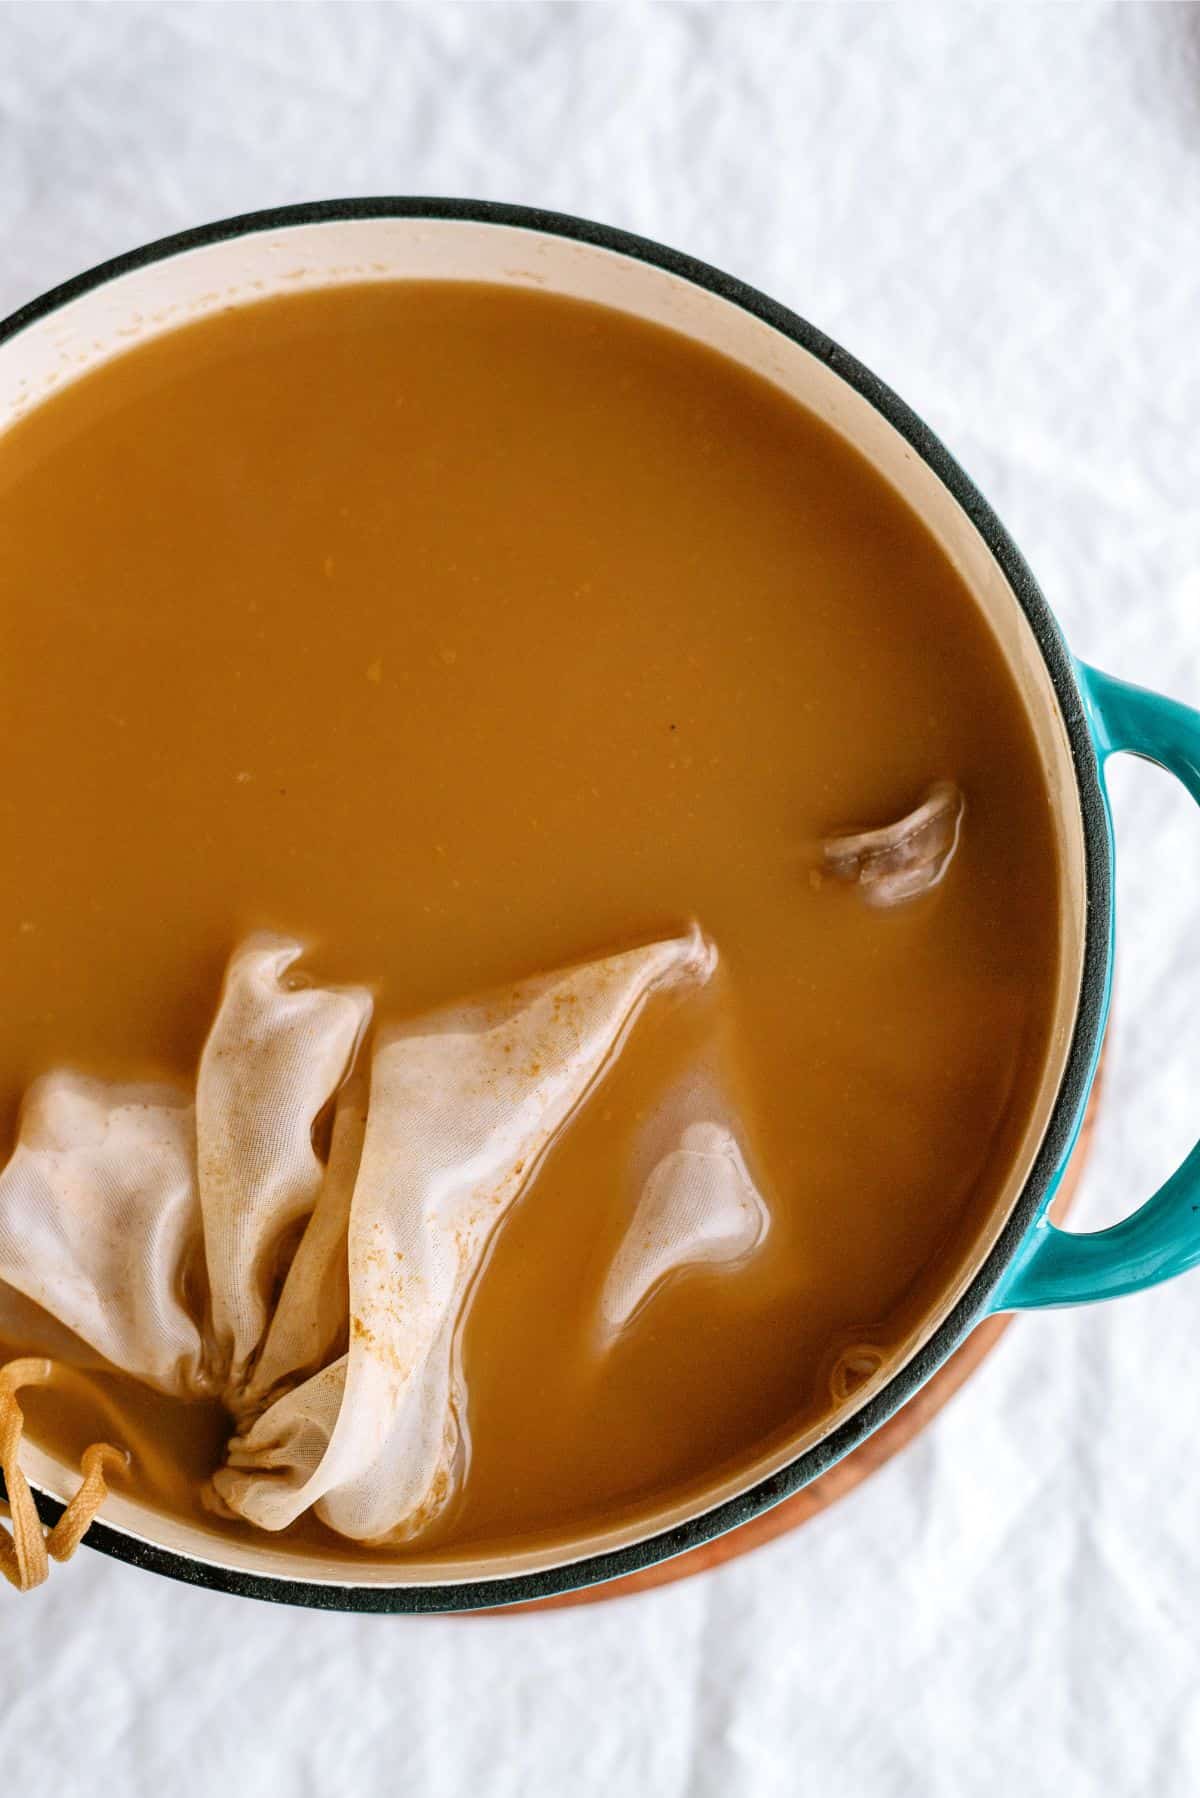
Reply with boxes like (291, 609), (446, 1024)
(0, 924), (775, 1565)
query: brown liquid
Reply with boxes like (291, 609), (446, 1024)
(0, 281), (1060, 1560)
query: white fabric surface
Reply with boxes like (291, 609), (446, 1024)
(1, 4), (1199, 1793)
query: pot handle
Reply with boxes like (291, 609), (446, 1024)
(994, 661), (1200, 1311)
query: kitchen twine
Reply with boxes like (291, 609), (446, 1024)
(0, 1358), (126, 1593)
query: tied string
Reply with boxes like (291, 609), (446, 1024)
(0, 1358), (127, 1593)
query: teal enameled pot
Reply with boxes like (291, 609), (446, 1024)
(1, 200), (1196, 1613)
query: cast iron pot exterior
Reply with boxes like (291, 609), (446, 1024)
(0, 200), (1115, 1611)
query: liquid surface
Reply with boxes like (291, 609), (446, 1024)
(0, 281), (1060, 1560)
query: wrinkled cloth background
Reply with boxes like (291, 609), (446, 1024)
(2, 5), (1199, 1794)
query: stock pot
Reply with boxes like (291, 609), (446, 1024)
(2, 199), (1196, 1611)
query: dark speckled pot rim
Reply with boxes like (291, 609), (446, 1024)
(0, 198), (1111, 1613)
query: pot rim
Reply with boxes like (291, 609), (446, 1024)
(0, 197), (1112, 1613)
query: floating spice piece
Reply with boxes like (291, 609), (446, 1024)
(822, 780), (964, 907)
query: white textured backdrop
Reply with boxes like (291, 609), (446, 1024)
(2, 5), (1200, 1794)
